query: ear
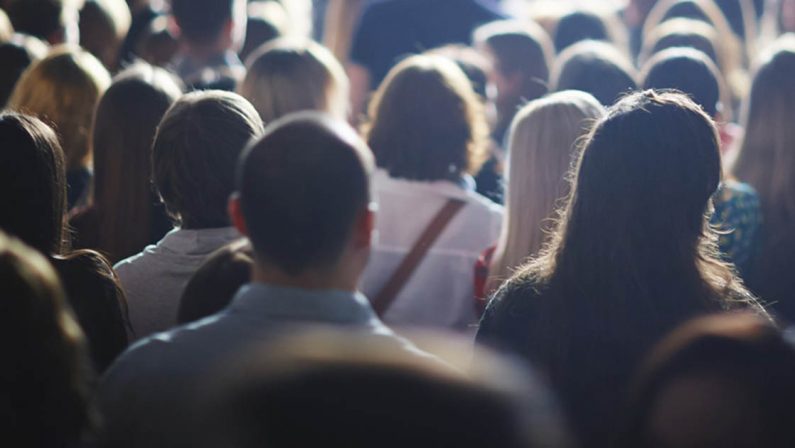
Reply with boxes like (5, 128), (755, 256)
(352, 204), (375, 249)
(228, 193), (249, 237)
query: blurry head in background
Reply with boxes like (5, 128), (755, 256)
(639, 18), (720, 67)
(474, 20), (552, 140)
(365, 55), (489, 182)
(620, 312), (795, 448)
(5, 0), (79, 45)
(178, 239), (252, 324)
(79, 0), (132, 71)
(487, 91), (603, 295)
(0, 35), (48, 107)
(0, 8), (13, 42)
(170, 0), (247, 54)
(152, 90), (263, 230)
(239, 0), (288, 62)
(553, 10), (611, 53)
(425, 44), (491, 99)
(0, 114), (67, 256)
(79, 64), (182, 262)
(551, 40), (637, 106)
(229, 113), (374, 286)
(641, 47), (723, 118)
(8, 46), (110, 175)
(135, 16), (179, 67)
(238, 38), (348, 124)
(0, 231), (92, 448)
(195, 330), (571, 448)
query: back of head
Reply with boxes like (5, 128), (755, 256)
(79, 0), (132, 70)
(641, 47), (722, 117)
(6, 0), (77, 44)
(473, 20), (553, 102)
(552, 40), (637, 106)
(365, 54), (489, 182)
(153, 90), (263, 229)
(489, 91), (603, 290)
(621, 312), (795, 447)
(178, 239), (253, 324)
(8, 46), (111, 171)
(733, 37), (795, 242)
(0, 36), (47, 106)
(239, 38), (348, 123)
(239, 0), (288, 62)
(0, 231), (91, 448)
(238, 113), (373, 276)
(640, 18), (720, 66)
(92, 64), (182, 261)
(554, 10), (610, 53)
(0, 113), (66, 255)
(171, 0), (243, 47)
(196, 330), (570, 448)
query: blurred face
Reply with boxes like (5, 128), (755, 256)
(644, 374), (757, 448)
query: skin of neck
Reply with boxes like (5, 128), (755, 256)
(250, 251), (365, 293)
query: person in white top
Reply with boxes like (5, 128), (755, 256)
(360, 54), (503, 332)
(115, 90), (264, 339)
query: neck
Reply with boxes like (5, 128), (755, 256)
(251, 263), (359, 292)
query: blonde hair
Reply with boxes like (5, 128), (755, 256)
(238, 38), (348, 123)
(486, 90), (603, 294)
(8, 45), (110, 170)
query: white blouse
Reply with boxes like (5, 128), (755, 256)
(360, 170), (503, 332)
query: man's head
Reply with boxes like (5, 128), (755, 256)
(641, 47), (722, 117)
(6, 0), (79, 45)
(170, 0), (246, 52)
(229, 113), (374, 285)
(153, 90), (264, 229)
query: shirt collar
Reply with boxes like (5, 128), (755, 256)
(158, 227), (241, 254)
(226, 283), (380, 326)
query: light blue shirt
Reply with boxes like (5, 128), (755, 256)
(99, 283), (424, 448)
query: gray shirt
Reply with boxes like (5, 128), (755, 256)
(114, 227), (241, 340)
(98, 283), (425, 448)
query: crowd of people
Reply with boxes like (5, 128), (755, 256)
(2, 0), (795, 446)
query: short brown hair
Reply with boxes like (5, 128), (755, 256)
(364, 55), (489, 181)
(153, 90), (263, 229)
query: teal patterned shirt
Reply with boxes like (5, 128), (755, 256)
(712, 180), (761, 275)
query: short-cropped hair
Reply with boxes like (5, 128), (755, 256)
(153, 90), (263, 229)
(551, 40), (637, 106)
(6, 0), (72, 42)
(171, 0), (238, 45)
(237, 113), (374, 276)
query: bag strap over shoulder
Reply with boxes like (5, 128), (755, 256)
(372, 198), (467, 317)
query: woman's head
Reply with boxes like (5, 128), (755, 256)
(8, 45), (111, 170)
(551, 40), (637, 106)
(621, 312), (795, 448)
(0, 113), (67, 255)
(238, 38), (348, 123)
(364, 54), (489, 182)
(731, 37), (795, 243)
(92, 63), (182, 261)
(488, 91), (603, 292)
(0, 231), (91, 447)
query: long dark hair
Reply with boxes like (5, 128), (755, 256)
(508, 90), (764, 401)
(0, 113), (67, 255)
(89, 64), (181, 261)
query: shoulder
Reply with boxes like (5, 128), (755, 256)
(476, 274), (544, 345)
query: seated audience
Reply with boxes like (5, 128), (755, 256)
(5, 0), (79, 45)
(114, 90), (262, 339)
(70, 64), (182, 263)
(0, 113), (128, 372)
(8, 46), (111, 209)
(79, 0), (132, 71)
(238, 38), (348, 123)
(619, 312), (795, 448)
(99, 113), (430, 448)
(0, 35), (47, 106)
(551, 40), (637, 106)
(476, 90), (604, 303)
(348, 0), (504, 118)
(731, 37), (795, 321)
(477, 91), (768, 447)
(360, 55), (502, 332)
(0, 231), (94, 448)
(177, 239), (252, 324)
(170, 0), (247, 90)
(193, 330), (572, 448)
